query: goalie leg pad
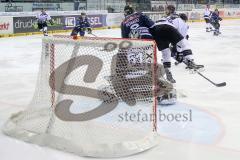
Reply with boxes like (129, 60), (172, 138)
(157, 89), (177, 105)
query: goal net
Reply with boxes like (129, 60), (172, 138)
(3, 36), (158, 158)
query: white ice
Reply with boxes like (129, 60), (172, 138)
(0, 19), (240, 160)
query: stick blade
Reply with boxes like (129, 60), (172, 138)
(216, 82), (226, 87)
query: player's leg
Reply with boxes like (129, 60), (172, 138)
(214, 22), (221, 35)
(37, 23), (43, 32)
(155, 38), (176, 83)
(208, 20), (213, 31)
(161, 48), (176, 83)
(161, 24), (192, 63)
(165, 24), (203, 70)
(71, 27), (79, 39)
(211, 21), (219, 36)
(42, 22), (48, 36)
(150, 24), (179, 83)
(79, 30), (85, 37)
(204, 18), (210, 32)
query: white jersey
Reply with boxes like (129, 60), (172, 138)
(36, 13), (51, 23)
(204, 8), (211, 18)
(167, 14), (189, 38)
(154, 17), (175, 27)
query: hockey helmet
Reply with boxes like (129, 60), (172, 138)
(124, 5), (134, 16)
(214, 8), (219, 14)
(179, 13), (188, 22)
(80, 12), (86, 19)
(166, 5), (176, 15)
(41, 8), (46, 14)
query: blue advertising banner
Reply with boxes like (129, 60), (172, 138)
(13, 14), (107, 33)
(64, 14), (107, 29)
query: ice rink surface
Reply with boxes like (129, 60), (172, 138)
(0, 19), (240, 160)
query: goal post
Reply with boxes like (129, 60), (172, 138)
(3, 36), (159, 158)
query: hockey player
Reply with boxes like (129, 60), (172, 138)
(121, 5), (177, 84)
(36, 8), (53, 36)
(165, 5), (189, 40)
(121, 5), (178, 105)
(121, 5), (154, 39)
(204, 4), (213, 32)
(71, 12), (92, 38)
(164, 5), (203, 69)
(121, 5), (203, 82)
(210, 9), (222, 36)
(164, 5), (190, 60)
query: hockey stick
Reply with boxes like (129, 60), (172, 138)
(90, 33), (98, 37)
(195, 70), (226, 87)
(180, 61), (226, 87)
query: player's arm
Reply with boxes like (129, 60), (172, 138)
(36, 14), (40, 21)
(141, 14), (155, 28)
(46, 15), (54, 25)
(121, 22), (128, 38)
(218, 16), (222, 21)
(85, 18), (92, 34)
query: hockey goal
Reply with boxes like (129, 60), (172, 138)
(3, 36), (158, 158)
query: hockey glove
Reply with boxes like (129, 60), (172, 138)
(49, 20), (54, 25)
(219, 17), (222, 21)
(87, 28), (92, 34)
(175, 52), (184, 63)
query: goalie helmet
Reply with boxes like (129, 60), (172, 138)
(124, 5), (134, 16)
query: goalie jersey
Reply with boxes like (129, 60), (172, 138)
(121, 12), (155, 39)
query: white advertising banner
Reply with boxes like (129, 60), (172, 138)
(0, 16), (13, 34)
(106, 13), (124, 27)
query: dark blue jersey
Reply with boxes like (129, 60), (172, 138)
(75, 17), (91, 29)
(210, 12), (222, 22)
(121, 12), (155, 39)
